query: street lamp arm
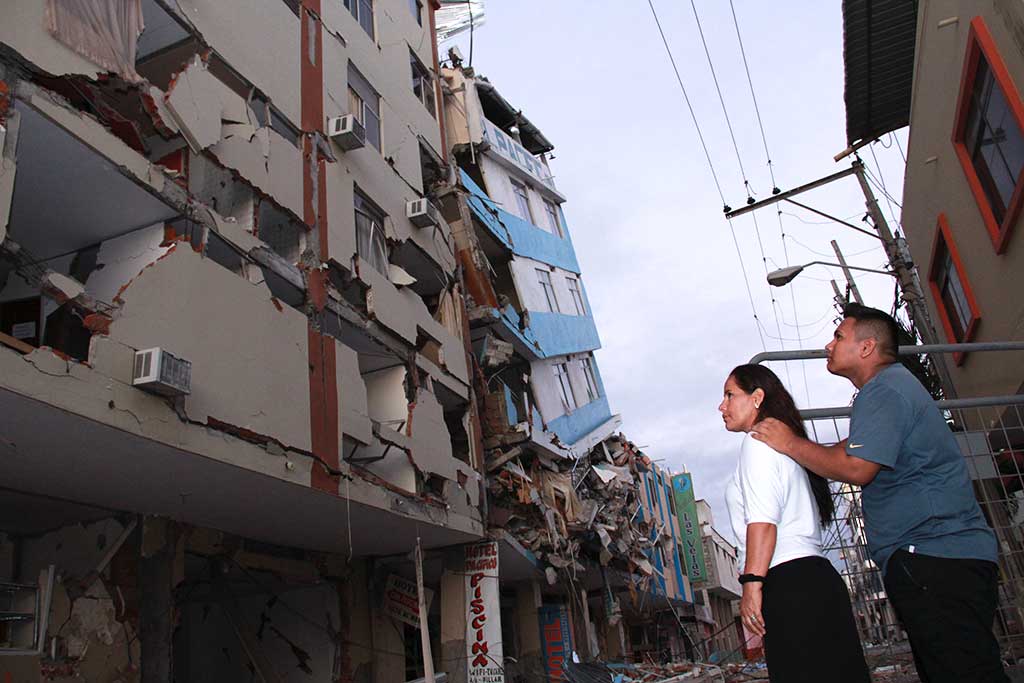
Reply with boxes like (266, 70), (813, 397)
(801, 261), (895, 277)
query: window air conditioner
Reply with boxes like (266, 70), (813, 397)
(132, 348), (192, 397)
(406, 198), (441, 228)
(327, 114), (366, 151)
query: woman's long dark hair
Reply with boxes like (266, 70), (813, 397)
(729, 364), (835, 527)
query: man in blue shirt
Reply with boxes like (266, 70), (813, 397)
(752, 304), (1005, 683)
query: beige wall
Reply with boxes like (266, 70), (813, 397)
(903, 0), (1024, 397)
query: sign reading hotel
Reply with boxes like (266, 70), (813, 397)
(671, 473), (707, 584)
(479, 116), (557, 191)
(538, 604), (573, 682)
(465, 541), (504, 683)
(383, 574), (433, 629)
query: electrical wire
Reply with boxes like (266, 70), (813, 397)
(646, 0), (767, 352)
(728, 0), (778, 192)
(689, 0), (752, 199)
(868, 144), (903, 229)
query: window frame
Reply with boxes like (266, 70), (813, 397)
(354, 189), (389, 276)
(542, 198), (564, 237)
(580, 357), (600, 402)
(553, 361), (577, 413)
(510, 178), (534, 222)
(409, 49), (436, 117)
(566, 276), (586, 316)
(348, 63), (382, 151)
(928, 213), (981, 366)
(951, 16), (1024, 254)
(344, 0), (375, 39)
(536, 268), (559, 313)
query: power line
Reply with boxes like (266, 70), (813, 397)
(646, 0), (767, 352)
(689, 0), (753, 200)
(645, 0), (726, 208)
(868, 144), (903, 229)
(728, 0), (778, 193)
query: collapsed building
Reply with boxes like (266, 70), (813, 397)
(0, 3), (709, 682)
(437, 60), (698, 677)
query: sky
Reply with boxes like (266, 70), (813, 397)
(442, 1), (910, 540)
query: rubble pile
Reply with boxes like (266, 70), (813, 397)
(486, 426), (664, 585)
(563, 660), (745, 683)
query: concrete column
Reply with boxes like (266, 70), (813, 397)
(139, 517), (177, 683)
(440, 552), (466, 683)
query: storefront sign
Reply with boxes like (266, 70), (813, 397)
(671, 474), (707, 584)
(538, 604), (573, 682)
(383, 574), (433, 628)
(465, 541), (504, 683)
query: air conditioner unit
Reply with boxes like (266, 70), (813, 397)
(327, 114), (366, 151)
(406, 198), (441, 228)
(132, 348), (192, 397)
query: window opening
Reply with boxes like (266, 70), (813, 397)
(566, 277), (586, 316)
(355, 190), (389, 275)
(348, 63), (381, 150)
(581, 357), (600, 402)
(543, 199), (564, 237)
(344, 0), (375, 38)
(554, 362), (576, 412)
(962, 57), (1024, 226)
(535, 268), (558, 312)
(410, 50), (436, 117)
(510, 179), (533, 222)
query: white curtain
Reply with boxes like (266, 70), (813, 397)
(46, 0), (145, 83)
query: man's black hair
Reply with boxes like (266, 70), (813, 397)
(843, 303), (900, 360)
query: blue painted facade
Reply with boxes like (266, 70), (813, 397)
(637, 468), (691, 603)
(461, 171), (581, 274)
(461, 125), (616, 450)
(547, 396), (612, 445)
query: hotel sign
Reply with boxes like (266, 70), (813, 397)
(538, 604), (573, 682)
(465, 541), (504, 683)
(479, 116), (557, 191)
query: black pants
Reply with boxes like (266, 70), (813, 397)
(884, 549), (1008, 683)
(762, 556), (870, 682)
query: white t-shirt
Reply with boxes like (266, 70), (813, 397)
(725, 435), (825, 570)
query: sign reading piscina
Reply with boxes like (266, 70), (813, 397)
(671, 473), (707, 584)
(465, 541), (504, 683)
(480, 116), (557, 191)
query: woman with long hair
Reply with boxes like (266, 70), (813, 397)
(720, 364), (868, 682)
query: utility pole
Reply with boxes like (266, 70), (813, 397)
(831, 240), (864, 305)
(724, 159), (958, 397)
(851, 160), (957, 397)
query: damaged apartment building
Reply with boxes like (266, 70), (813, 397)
(0, 0), (492, 681)
(435, 58), (698, 677)
(0, 2), (700, 681)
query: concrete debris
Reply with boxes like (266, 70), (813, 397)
(487, 431), (661, 588)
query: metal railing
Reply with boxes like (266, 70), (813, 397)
(751, 342), (1024, 662)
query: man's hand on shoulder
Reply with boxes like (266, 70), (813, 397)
(751, 418), (798, 455)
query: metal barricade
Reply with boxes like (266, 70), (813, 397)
(750, 343), (1024, 662)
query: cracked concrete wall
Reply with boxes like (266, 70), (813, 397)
(101, 245), (314, 452)
(321, 0), (456, 276)
(170, 0), (302, 127)
(84, 223), (173, 304)
(177, 578), (342, 683)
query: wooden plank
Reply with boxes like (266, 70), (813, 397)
(0, 332), (33, 355)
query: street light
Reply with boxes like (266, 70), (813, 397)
(766, 261), (896, 287)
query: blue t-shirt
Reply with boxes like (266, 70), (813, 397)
(847, 363), (998, 573)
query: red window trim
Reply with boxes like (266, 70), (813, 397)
(951, 16), (1024, 254)
(929, 213), (981, 366)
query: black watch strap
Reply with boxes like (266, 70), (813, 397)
(739, 573), (766, 584)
